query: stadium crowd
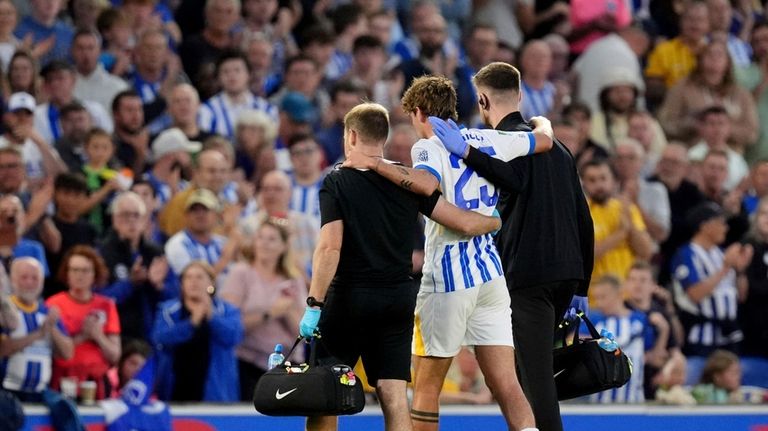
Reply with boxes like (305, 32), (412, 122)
(0, 0), (767, 424)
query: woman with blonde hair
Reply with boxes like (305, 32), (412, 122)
(233, 109), (282, 185)
(220, 216), (306, 400)
(152, 261), (243, 402)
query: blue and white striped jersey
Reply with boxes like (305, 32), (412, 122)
(521, 81), (555, 120)
(727, 34), (752, 69)
(671, 242), (742, 349)
(143, 172), (189, 208)
(1, 297), (65, 393)
(219, 181), (239, 206)
(127, 71), (161, 105)
(164, 230), (226, 276)
(588, 311), (653, 404)
(326, 50), (353, 82)
(288, 173), (324, 228)
(412, 129), (536, 293)
(199, 92), (278, 139)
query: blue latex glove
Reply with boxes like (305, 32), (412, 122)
(564, 295), (589, 320)
(428, 116), (467, 157)
(299, 306), (321, 338)
(491, 208), (501, 237)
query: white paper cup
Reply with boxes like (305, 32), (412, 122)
(60, 377), (78, 400)
(79, 380), (97, 405)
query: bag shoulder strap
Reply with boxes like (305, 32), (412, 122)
(281, 336), (325, 367)
(577, 311), (602, 339)
(558, 310), (601, 345)
(280, 337), (305, 367)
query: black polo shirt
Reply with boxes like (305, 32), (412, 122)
(319, 165), (440, 288)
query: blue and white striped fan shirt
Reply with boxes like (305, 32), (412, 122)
(199, 92), (278, 139)
(1, 298), (63, 393)
(521, 80), (556, 120)
(588, 311), (652, 404)
(671, 242), (742, 350)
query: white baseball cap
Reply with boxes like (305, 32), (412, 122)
(7, 92), (36, 113)
(151, 128), (202, 160)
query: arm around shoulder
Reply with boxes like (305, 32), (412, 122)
(428, 197), (501, 237)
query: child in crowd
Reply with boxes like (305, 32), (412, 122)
(96, 9), (134, 76)
(80, 128), (131, 235)
(692, 350), (766, 404)
(588, 275), (654, 403)
(102, 340), (171, 431)
(655, 351), (696, 405)
(624, 261), (681, 399)
(113, 339), (152, 394)
(45, 173), (99, 298)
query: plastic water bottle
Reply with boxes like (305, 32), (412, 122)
(597, 329), (619, 352)
(267, 344), (285, 370)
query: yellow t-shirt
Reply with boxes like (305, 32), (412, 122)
(589, 197), (647, 286)
(645, 38), (697, 88)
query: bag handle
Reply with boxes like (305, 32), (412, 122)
(558, 310), (601, 345)
(278, 335), (324, 368)
(278, 337), (305, 367)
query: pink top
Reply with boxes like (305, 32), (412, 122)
(220, 262), (307, 367)
(570, 0), (631, 54)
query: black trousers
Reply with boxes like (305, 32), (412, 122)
(510, 280), (578, 431)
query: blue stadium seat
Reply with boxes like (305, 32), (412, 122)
(685, 356), (707, 386)
(740, 357), (768, 389)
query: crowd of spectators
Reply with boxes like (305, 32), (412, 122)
(0, 0), (766, 421)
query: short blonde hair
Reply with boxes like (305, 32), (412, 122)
(344, 103), (389, 144)
(236, 109), (278, 144)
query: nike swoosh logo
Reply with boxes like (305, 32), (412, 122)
(554, 369), (566, 378)
(275, 388), (298, 400)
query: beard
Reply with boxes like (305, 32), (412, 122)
(420, 43), (442, 59)
(589, 192), (610, 205)
(170, 160), (193, 181)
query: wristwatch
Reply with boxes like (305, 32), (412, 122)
(306, 296), (325, 308)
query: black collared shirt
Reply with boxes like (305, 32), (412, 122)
(463, 112), (594, 294)
(319, 165), (440, 288)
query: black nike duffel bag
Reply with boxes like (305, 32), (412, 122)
(253, 337), (365, 416)
(553, 311), (633, 401)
